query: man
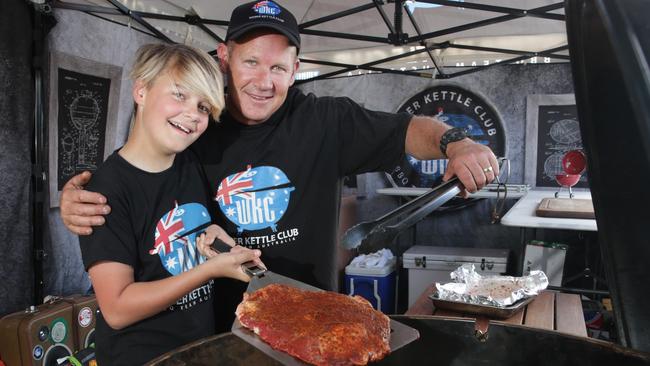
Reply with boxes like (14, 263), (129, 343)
(61, 1), (497, 295)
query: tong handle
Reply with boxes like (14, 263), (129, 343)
(211, 239), (266, 278)
(387, 177), (462, 231)
(373, 176), (463, 230)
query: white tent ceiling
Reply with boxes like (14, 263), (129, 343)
(52, 0), (569, 81)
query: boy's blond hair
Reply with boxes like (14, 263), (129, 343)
(130, 43), (224, 120)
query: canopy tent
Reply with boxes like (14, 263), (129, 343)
(50, 0), (569, 81)
(3, 0), (650, 356)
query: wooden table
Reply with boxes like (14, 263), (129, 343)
(405, 284), (588, 338)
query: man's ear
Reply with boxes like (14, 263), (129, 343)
(289, 58), (300, 86)
(133, 80), (146, 106)
(216, 43), (230, 73)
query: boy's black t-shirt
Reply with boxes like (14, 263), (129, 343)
(79, 150), (216, 365)
(193, 88), (410, 294)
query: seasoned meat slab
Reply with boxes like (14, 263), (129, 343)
(236, 284), (391, 365)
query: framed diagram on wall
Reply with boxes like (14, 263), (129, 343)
(48, 51), (122, 207)
(525, 94), (589, 189)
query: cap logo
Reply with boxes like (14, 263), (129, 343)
(253, 1), (281, 16)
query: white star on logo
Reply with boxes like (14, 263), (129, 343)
(225, 207), (236, 217)
(165, 256), (178, 270)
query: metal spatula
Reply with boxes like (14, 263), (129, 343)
(210, 240), (309, 292)
(340, 177), (462, 253)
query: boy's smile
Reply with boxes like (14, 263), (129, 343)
(168, 119), (193, 135)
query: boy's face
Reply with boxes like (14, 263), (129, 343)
(134, 73), (211, 154)
(218, 31), (299, 125)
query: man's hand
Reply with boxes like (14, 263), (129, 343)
(405, 116), (500, 194)
(60, 171), (111, 235)
(443, 139), (499, 194)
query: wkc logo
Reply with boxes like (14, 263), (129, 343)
(150, 202), (210, 276)
(216, 165), (294, 233)
(253, 1), (281, 16)
(389, 84), (505, 188)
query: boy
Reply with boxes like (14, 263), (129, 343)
(79, 43), (262, 365)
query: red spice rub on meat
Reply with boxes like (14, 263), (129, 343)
(236, 284), (391, 365)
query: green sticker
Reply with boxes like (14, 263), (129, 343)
(50, 317), (68, 344)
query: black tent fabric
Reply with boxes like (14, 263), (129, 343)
(0, 0), (35, 315)
(566, 0), (650, 352)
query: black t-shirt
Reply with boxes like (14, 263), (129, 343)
(193, 88), (410, 294)
(79, 150), (216, 365)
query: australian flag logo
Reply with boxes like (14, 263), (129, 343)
(216, 165), (295, 233)
(150, 201), (211, 276)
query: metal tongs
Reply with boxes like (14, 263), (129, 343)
(340, 176), (463, 254)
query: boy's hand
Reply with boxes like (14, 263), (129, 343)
(196, 225), (236, 258)
(208, 246), (264, 282)
(196, 225), (265, 282)
(60, 171), (111, 235)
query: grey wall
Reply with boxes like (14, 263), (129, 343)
(43, 9), (159, 298)
(298, 64), (575, 184)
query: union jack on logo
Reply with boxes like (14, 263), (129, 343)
(215, 165), (254, 205)
(150, 202), (185, 255)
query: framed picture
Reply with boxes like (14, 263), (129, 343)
(48, 51), (122, 207)
(524, 94), (589, 189)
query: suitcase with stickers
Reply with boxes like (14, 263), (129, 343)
(0, 295), (97, 366)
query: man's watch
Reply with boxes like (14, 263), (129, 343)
(439, 127), (468, 157)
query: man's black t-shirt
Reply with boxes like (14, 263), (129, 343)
(79, 150), (216, 365)
(193, 88), (410, 295)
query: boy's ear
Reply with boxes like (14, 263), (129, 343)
(133, 80), (146, 105)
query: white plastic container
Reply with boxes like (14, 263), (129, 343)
(523, 240), (567, 286)
(402, 246), (509, 307)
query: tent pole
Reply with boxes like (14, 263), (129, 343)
(31, 2), (49, 305)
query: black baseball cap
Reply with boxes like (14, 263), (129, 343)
(226, 1), (301, 50)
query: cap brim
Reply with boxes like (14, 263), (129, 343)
(227, 23), (300, 49)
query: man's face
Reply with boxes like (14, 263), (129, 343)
(218, 32), (299, 125)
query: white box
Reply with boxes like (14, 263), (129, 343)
(402, 246), (509, 307)
(523, 241), (567, 286)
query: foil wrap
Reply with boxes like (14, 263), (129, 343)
(435, 264), (549, 307)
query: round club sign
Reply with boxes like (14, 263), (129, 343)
(388, 84), (506, 188)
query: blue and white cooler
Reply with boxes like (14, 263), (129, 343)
(344, 249), (397, 314)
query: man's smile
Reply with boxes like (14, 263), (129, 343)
(246, 92), (273, 101)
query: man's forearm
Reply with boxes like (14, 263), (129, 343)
(405, 115), (463, 160)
